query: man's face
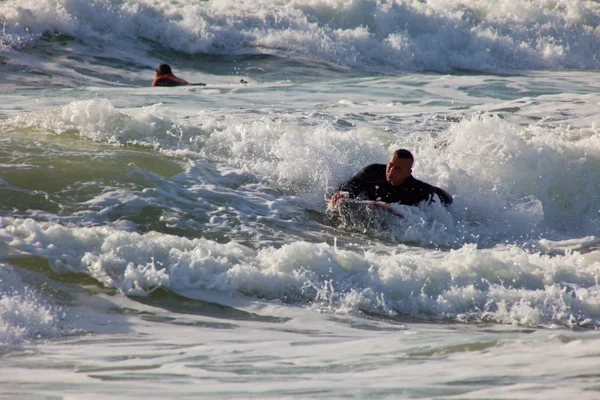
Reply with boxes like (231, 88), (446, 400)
(386, 155), (412, 185)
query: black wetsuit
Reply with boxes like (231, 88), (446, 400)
(338, 164), (453, 206)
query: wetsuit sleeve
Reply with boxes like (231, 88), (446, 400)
(338, 164), (382, 199)
(433, 187), (453, 206)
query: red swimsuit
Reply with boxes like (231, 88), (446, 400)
(152, 74), (189, 87)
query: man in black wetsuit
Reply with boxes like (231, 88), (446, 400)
(330, 149), (452, 208)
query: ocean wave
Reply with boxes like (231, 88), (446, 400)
(3, 98), (600, 240)
(1, 0), (600, 72)
(0, 263), (59, 345)
(1, 217), (599, 328)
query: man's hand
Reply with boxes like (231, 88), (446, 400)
(328, 191), (349, 209)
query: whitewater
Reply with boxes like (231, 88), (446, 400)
(1, 0), (600, 398)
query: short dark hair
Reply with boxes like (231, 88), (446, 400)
(155, 64), (172, 75)
(391, 149), (414, 167)
(392, 149), (413, 160)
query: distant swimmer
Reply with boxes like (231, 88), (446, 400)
(152, 64), (190, 87)
(329, 149), (453, 208)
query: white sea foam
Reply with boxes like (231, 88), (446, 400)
(2, 99), (210, 149)
(3, 3), (600, 395)
(1, 217), (599, 328)
(0, 263), (58, 344)
(3, 96), (599, 329)
(3, 95), (600, 243)
(429, 113), (600, 237)
(1, 0), (600, 72)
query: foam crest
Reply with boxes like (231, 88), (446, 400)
(2, 0), (600, 71)
(412, 114), (600, 238)
(1, 217), (599, 327)
(2, 99), (209, 150)
(200, 116), (391, 198)
(0, 264), (58, 344)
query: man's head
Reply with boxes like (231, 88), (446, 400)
(155, 64), (173, 76)
(386, 149), (413, 185)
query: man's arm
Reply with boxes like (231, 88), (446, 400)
(408, 177), (453, 207)
(329, 164), (382, 206)
(432, 187), (453, 206)
(329, 176), (365, 207)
